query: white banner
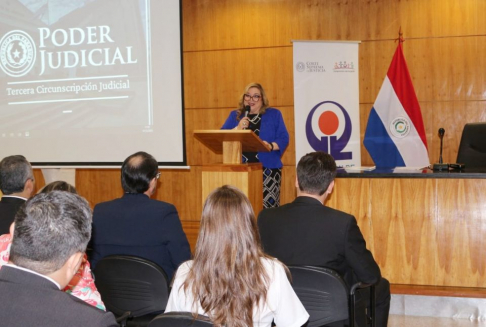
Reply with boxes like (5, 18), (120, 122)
(293, 41), (361, 167)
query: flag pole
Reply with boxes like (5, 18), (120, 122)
(395, 27), (404, 43)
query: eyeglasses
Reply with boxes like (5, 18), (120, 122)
(155, 172), (161, 179)
(244, 94), (261, 101)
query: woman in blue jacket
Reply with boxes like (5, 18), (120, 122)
(222, 82), (289, 208)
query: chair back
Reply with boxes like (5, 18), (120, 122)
(148, 312), (213, 327)
(289, 266), (349, 327)
(94, 255), (169, 318)
(456, 122), (486, 168)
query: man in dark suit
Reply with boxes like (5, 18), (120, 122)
(0, 191), (118, 326)
(0, 155), (35, 234)
(258, 151), (390, 327)
(90, 151), (191, 280)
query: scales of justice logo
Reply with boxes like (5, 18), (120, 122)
(0, 30), (36, 77)
(305, 101), (353, 160)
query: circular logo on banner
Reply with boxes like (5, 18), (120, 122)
(389, 117), (411, 138)
(305, 101), (353, 161)
(0, 30), (37, 77)
(296, 61), (305, 72)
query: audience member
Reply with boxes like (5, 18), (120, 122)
(40, 180), (77, 194)
(0, 155), (35, 234)
(258, 151), (391, 327)
(0, 191), (117, 326)
(166, 185), (309, 327)
(0, 181), (105, 310)
(90, 151), (191, 280)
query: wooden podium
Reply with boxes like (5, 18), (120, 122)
(194, 130), (270, 213)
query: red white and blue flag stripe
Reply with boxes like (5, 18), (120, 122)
(364, 43), (429, 168)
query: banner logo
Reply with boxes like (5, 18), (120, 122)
(389, 117), (410, 138)
(296, 61), (326, 73)
(0, 26), (138, 77)
(305, 101), (352, 160)
(333, 61), (355, 72)
(296, 61), (305, 72)
(0, 30), (36, 77)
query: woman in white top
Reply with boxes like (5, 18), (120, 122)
(165, 185), (309, 327)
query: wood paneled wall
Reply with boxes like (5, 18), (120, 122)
(31, 1), (486, 261)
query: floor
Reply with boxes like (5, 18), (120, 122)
(389, 315), (486, 327)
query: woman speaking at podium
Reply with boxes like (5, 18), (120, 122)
(221, 83), (289, 208)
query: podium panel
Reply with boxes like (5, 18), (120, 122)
(201, 163), (263, 214)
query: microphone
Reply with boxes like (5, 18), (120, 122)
(433, 127), (449, 171)
(244, 105), (250, 117)
(242, 106), (250, 130)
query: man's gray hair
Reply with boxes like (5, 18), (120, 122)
(9, 191), (92, 275)
(0, 155), (33, 195)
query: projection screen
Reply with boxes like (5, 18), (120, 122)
(0, 0), (186, 166)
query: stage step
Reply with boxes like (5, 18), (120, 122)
(391, 284), (486, 299)
(389, 314), (486, 326)
(390, 284), (486, 321)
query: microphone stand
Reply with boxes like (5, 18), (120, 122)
(433, 128), (449, 171)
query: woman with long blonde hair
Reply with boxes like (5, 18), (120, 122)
(165, 185), (308, 327)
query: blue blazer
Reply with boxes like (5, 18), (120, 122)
(90, 193), (191, 280)
(221, 108), (289, 169)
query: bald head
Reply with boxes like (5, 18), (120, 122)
(121, 152), (159, 193)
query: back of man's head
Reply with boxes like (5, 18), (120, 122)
(9, 191), (92, 275)
(297, 151), (337, 196)
(0, 155), (33, 195)
(121, 151), (158, 193)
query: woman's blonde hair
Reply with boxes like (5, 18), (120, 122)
(237, 82), (270, 119)
(183, 185), (270, 326)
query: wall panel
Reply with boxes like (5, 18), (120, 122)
(183, 0), (486, 52)
(329, 177), (486, 288)
(437, 179), (486, 287)
(183, 47), (294, 109)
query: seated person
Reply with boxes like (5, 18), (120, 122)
(258, 152), (391, 327)
(90, 151), (191, 280)
(0, 191), (117, 326)
(0, 155), (35, 235)
(166, 185), (309, 327)
(0, 181), (105, 310)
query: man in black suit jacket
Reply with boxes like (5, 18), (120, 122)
(258, 152), (390, 327)
(0, 191), (118, 326)
(90, 151), (191, 280)
(0, 155), (35, 234)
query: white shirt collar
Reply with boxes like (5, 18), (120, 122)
(1, 195), (28, 201)
(4, 263), (61, 289)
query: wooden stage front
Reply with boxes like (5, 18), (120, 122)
(327, 169), (486, 289)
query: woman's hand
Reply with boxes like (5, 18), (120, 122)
(262, 141), (279, 151)
(235, 117), (250, 130)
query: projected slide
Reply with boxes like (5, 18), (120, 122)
(0, 0), (185, 165)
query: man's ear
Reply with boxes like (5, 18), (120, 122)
(149, 178), (157, 194)
(295, 175), (299, 189)
(9, 222), (15, 236)
(326, 180), (335, 194)
(24, 178), (35, 197)
(66, 252), (84, 276)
